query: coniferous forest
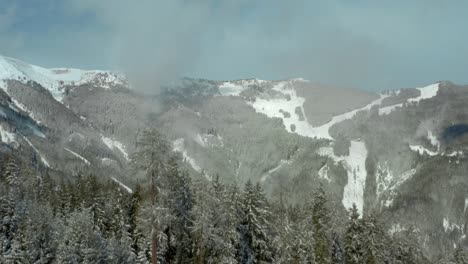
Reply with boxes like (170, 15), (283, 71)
(0, 129), (465, 263)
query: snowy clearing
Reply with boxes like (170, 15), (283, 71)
(249, 80), (389, 140)
(64, 147), (90, 165)
(318, 140), (368, 215)
(378, 83), (439, 115)
(408, 83), (440, 103)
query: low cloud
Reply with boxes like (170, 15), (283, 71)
(2, 1), (468, 92)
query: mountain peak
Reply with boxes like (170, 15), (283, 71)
(0, 55), (129, 102)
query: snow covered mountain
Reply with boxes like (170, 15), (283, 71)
(0, 55), (129, 102)
(0, 55), (467, 257)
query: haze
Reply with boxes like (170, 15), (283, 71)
(1, 0), (467, 91)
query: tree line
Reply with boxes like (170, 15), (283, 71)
(0, 129), (466, 263)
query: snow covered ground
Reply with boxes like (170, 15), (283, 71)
(319, 140), (368, 215)
(248, 80), (389, 140)
(101, 135), (129, 161)
(318, 164), (331, 182)
(23, 136), (50, 168)
(379, 83), (439, 115)
(111, 177), (133, 193)
(218, 79), (266, 96)
(64, 147), (90, 165)
(0, 125), (16, 144)
(408, 83), (440, 103)
(173, 138), (210, 180)
(0, 55), (127, 102)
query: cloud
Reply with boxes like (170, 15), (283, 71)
(0, 3), (25, 54)
(64, 0), (253, 93)
(3, 0), (468, 91)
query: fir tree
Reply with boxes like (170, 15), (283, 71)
(237, 180), (272, 264)
(131, 129), (171, 264)
(312, 185), (331, 264)
(344, 204), (364, 264)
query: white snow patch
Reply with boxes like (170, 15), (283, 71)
(465, 198), (468, 213)
(382, 168), (417, 207)
(443, 217), (463, 233)
(408, 83), (440, 103)
(389, 223), (405, 235)
(173, 138), (210, 180)
(101, 135), (129, 161)
(377, 83), (439, 115)
(23, 136), (50, 168)
(341, 141), (368, 215)
(0, 125), (16, 144)
(409, 144), (438, 156)
(318, 164), (331, 182)
(447, 151), (464, 157)
(318, 141), (368, 215)
(249, 80), (389, 140)
(218, 79), (267, 96)
(379, 103), (403, 115)
(111, 177), (133, 194)
(376, 162), (393, 197)
(64, 147), (90, 165)
(218, 82), (246, 96)
(427, 131), (440, 150)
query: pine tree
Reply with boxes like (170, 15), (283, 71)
(131, 128), (171, 264)
(237, 180), (272, 264)
(344, 204), (364, 264)
(167, 157), (194, 263)
(192, 178), (214, 264)
(207, 175), (238, 263)
(361, 215), (385, 264)
(312, 185), (331, 264)
(3, 157), (20, 189)
(331, 231), (344, 264)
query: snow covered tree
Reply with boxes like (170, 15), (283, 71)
(331, 231), (344, 264)
(56, 208), (109, 263)
(311, 185), (331, 263)
(131, 129), (171, 264)
(361, 214), (386, 264)
(237, 180), (272, 264)
(2, 157), (21, 189)
(344, 204), (364, 264)
(166, 157), (194, 263)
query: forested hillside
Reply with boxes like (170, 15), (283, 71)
(1, 129), (463, 264)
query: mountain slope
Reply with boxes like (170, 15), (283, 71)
(0, 55), (466, 257)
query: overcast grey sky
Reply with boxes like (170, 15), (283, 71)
(1, 0), (467, 91)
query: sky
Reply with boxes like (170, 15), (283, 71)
(0, 0), (468, 91)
